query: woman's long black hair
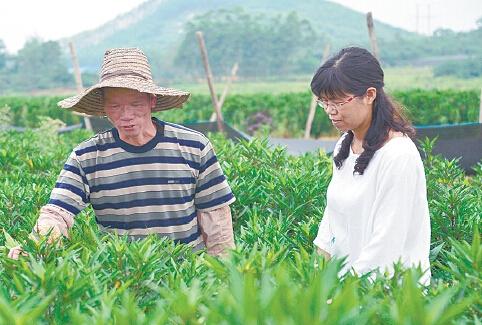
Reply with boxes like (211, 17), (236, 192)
(310, 46), (415, 175)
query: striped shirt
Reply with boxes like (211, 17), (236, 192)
(47, 118), (235, 250)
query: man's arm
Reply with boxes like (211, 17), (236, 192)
(34, 204), (75, 239)
(197, 205), (235, 257)
(7, 204), (75, 259)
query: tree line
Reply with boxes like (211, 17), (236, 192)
(0, 8), (481, 94)
(0, 39), (73, 94)
(172, 8), (322, 79)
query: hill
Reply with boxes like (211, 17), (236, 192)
(59, 0), (417, 73)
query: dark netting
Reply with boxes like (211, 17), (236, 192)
(181, 121), (250, 142)
(415, 123), (482, 174)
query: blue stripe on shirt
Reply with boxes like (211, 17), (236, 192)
(162, 136), (206, 151)
(199, 155), (219, 174)
(48, 199), (81, 216)
(196, 192), (235, 210)
(82, 156), (200, 174)
(63, 164), (89, 186)
(93, 195), (195, 210)
(96, 211), (197, 229)
(176, 230), (202, 245)
(196, 175), (227, 193)
(76, 141), (118, 156)
(90, 176), (196, 193)
(54, 182), (89, 203)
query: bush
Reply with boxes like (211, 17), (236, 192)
(433, 57), (482, 79)
(1, 89), (479, 139)
(0, 128), (481, 322)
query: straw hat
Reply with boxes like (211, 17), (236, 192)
(58, 47), (191, 116)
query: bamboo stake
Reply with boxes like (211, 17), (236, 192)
(69, 42), (93, 131)
(304, 44), (330, 139)
(479, 86), (482, 123)
(366, 12), (381, 63)
(210, 62), (239, 122)
(196, 31), (224, 132)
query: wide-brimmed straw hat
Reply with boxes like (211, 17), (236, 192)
(58, 47), (190, 116)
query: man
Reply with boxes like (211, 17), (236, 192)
(8, 47), (236, 258)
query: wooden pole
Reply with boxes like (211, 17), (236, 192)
(479, 87), (482, 123)
(69, 42), (93, 131)
(210, 62), (239, 122)
(366, 12), (381, 63)
(196, 31), (224, 132)
(304, 44), (330, 139)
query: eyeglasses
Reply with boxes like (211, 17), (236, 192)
(316, 94), (358, 112)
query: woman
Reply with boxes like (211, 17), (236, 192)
(311, 46), (431, 284)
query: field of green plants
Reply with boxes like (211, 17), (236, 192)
(0, 90), (481, 324)
(1, 88), (480, 138)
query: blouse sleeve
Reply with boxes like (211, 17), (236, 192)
(313, 209), (334, 254)
(313, 159), (338, 254)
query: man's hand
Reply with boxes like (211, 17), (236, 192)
(7, 245), (27, 260)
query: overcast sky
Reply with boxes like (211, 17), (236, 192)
(1, 0), (481, 54)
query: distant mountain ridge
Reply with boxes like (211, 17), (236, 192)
(59, 0), (416, 72)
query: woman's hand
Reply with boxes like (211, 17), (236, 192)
(318, 248), (331, 260)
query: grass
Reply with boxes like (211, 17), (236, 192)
(13, 66), (481, 98)
(167, 66), (482, 96)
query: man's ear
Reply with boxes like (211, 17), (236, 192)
(149, 94), (157, 109)
(365, 87), (377, 104)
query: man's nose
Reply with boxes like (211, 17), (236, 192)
(119, 106), (135, 119)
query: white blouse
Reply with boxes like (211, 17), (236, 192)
(314, 134), (431, 283)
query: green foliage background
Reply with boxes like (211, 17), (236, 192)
(0, 125), (481, 323)
(0, 89), (479, 138)
(1, 2), (482, 93)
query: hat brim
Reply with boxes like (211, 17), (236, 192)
(58, 75), (191, 116)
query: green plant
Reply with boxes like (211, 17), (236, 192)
(0, 124), (481, 323)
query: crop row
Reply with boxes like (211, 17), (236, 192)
(1, 88), (480, 138)
(0, 121), (481, 323)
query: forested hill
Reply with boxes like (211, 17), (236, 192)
(60, 0), (416, 74)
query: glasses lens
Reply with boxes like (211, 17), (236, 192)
(317, 98), (346, 111)
(321, 102), (339, 111)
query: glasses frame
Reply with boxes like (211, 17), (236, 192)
(316, 94), (358, 112)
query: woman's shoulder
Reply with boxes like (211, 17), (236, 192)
(380, 132), (419, 157)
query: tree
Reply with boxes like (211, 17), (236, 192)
(13, 38), (72, 91)
(0, 39), (8, 93)
(0, 39), (6, 70)
(173, 7), (319, 79)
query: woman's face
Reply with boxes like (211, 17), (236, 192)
(321, 88), (376, 136)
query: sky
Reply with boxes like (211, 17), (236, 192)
(1, 0), (481, 54)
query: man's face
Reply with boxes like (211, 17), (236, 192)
(101, 87), (157, 146)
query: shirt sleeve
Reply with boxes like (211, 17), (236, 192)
(194, 141), (235, 211)
(313, 211), (334, 254)
(197, 205), (235, 256)
(351, 148), (423, 275)
(313, 161), (336, 254)
(48, 150), (91, 216)
(33, 149), (91, 239)
(34, 204), (75, 239)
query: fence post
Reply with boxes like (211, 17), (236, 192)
(304, 44), (330, 139)
(366, 12), (381, 63)
(479, 87), (482, 123)
(69, 42), (93, 131)
(210, 62), (239, 122)
(196, 31), (224, 133)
